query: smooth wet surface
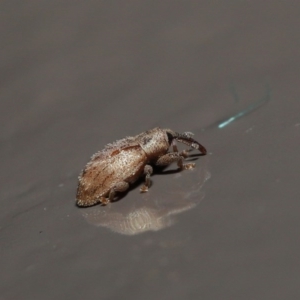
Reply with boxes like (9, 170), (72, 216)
(1, 2), (300, 299)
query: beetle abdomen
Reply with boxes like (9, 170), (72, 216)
(76, 145), (147, 206)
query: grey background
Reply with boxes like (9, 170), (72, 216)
(1, 1), (300, 299)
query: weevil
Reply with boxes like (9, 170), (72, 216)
(76, 127), (207, 207)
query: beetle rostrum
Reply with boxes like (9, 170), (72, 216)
(76, 127), (207, 207)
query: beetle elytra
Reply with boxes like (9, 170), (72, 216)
(76, 127), (207, 207)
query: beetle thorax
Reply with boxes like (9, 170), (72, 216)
(138, 128), (169, 160)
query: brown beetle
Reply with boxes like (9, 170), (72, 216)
(76, 127), (206, 207)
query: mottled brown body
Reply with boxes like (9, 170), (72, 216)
(76, 127), (206, 207)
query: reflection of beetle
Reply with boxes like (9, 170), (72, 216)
(76, 127), (207, 207)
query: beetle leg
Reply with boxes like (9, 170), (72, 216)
(171, 139), (179, 152)
(165, 129), (206, 155)
(171, 139), (193, 154)
(156, 152), (195, 170)
(100, 181), (129, 205)
(140, 165), (153, 192)
(100, 196), (109, 205)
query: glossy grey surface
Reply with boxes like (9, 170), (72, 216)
(1, 1), (300, 299)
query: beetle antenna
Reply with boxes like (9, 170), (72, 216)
(165, 129), (207, 155)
